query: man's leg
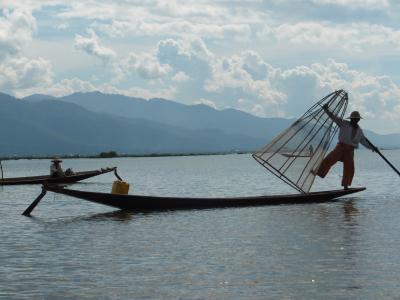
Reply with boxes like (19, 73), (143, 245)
(342, 149), (355, 188)
(316, 145), (343, 178)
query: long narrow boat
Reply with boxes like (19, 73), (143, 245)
(43, 185), (365, 211)
(0, 167), (116, 185)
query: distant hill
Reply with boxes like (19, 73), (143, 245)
(37, 91), (400, 148)
(0, 91), (398, 156)
(363, 130), (400, 150)
(0, 94), (264, 156)
(22, 94), (56, 102)
(26, 92), (292, 142)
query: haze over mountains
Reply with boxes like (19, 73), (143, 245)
(0, 92), (399, 156)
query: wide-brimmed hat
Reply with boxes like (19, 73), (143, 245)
(347, 111), (362, 119)
(52, 156), (62, 163)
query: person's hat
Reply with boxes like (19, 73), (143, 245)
(347, 111), (362, 119)
(52, 156), (62, 163)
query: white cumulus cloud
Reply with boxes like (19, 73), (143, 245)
(94, 19), (251, 41)
(0, 56), (53, 92)
(312, 0), (390, 9)
(157, 38), (213, 80)
(172, 71), (190, 82)
(258, 21), (400, 53)
(126, 52), (171, 79)
(0, 8), (36, 61)
(194, 98), (217, 109)
(74, 29), (116, 64)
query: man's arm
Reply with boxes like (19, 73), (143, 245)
(323, 103), (343, 126)
(360, 133), (377, 152)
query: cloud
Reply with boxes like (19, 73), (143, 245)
(172, 71), (190, 82)
(122, 86), (176, 100)
(14, 77), (177, 101)
(74, 29), (116, 64)
(14, 77), (97, 98)
(125, 52), (171, 79)
(55, 1), (229, 20)
(204, 51), (286, 115)
(0, 0), (62, 11)
(312, 0), (390, 9)
(0, 8), (36, 61)
(193, 98), (217, 109)
(0, 56), (53, 92)
(94, 19), (251, 41)
(55, 22), (69, 30)
(258, 21), (400, 53)
(200, 48), (400, 130)
(149, 38), (400, 127)
(267, 59), (400, 133)
(241, 51), (274, 81)
(157, 38), (213, 80)
(0, 8), (55, 96)
(154, 38), (218, 105)
(56, 2), (120, 20)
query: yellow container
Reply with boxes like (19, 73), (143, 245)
(111, 180), (130, 195)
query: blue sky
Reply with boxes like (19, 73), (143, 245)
(1, 0), (400, 134)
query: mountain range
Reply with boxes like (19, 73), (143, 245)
(0, 91), (399, 156)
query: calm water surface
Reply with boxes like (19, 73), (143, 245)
(1, 152), (400, 299)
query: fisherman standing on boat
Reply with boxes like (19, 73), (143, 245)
(315, 104), (377, 189)
(50, 157), (65, 177)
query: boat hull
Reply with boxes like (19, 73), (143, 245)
(0, 167), (115, 185)
(46, 186), (366, 211)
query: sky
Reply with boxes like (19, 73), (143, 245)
(1, 0), (400, 134)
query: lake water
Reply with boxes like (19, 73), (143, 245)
(1, 151), (399, 299)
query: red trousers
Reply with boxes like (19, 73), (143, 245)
(317, 143), (355, 187)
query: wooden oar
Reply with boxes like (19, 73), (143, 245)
(22, 187), (47, 216)
(366, 138), (400, 177)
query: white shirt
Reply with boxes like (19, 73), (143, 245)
(332, 117), (373, 150)
(50, 164), (64, 176)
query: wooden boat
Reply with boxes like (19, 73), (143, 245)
(0, 167), (116, 185)
(41, 185), (365, 212)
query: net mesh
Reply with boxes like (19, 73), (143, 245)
(252, 90), (348, 193)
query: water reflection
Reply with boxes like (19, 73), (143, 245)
(342, 199), (359, 223)
(341, 199), (362, 292)
(28, 210), (136, 225)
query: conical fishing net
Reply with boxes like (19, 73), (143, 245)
(253, 90), (348, 193)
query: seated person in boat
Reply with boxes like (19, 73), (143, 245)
(50, 157), (65, 177)
(314, 104), (377, 189)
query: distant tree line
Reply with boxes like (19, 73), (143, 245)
(0, 150), (254, 161)
(99, 151), (118, 158)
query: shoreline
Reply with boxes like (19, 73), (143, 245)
(0, 151), (253, 161)
(1, 148), (398, 161)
